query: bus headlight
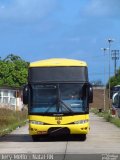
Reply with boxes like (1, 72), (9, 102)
(74, 119), (89, 124)
(29, 120), (44, 125)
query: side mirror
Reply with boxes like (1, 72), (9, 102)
(88, 83), (93, 103)
(23, 84), (29, 105)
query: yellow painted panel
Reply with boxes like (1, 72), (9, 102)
(29, 114), (89, 125)
(29, 114), (90, 135)
(29, 123), (89, 135)
(29, 58), (87, 67)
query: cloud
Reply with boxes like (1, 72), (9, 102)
(84, 0), (120, 18)
(0, 0), (57, 23)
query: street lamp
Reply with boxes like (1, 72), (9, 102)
(108, 38), (114, 109)
(101, 48), (109, 111)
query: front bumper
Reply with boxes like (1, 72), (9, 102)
(29, 123), (89, 135)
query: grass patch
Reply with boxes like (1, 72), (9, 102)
(90, 108), (120, 128)
(0, 108), (28, 136)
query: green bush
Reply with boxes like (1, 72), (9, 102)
(104, 113), (111, 122)
(91, 108), (120, 128)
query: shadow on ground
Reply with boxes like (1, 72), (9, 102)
(0, 134), (86, 142)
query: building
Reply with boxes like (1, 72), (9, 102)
(0, 86), (23, 111)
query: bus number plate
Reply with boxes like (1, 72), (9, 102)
(55, 116), (62, 120)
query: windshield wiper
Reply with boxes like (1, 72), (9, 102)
(59, 99), (74, 113)
(57, 84), (73, 113)
(44, 99), (74, 113)
(44, 84), (74, 114)
(44, 100), (57, 113)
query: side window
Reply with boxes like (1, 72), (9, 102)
(113, 95), (118, 104)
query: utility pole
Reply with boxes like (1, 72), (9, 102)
(108, 38), (114, 109)
(111, 50), (119, 76)
(101, 48), (108, 111)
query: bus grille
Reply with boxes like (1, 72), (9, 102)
(48, 127), (70, 136)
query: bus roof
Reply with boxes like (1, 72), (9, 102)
(114, 85), (120, 88)
(30, 58), (87, 67)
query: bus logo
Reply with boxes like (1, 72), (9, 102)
(57, 120), (61, 124)
(55, 116), (62, 124)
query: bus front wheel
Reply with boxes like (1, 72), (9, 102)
(80, 134), (86, 141)
(32, 135), (39, 142)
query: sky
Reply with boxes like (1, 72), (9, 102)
(0, 0), (120, 84)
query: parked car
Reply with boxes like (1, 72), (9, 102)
(110, 85), (120, 99)
(112, 91), (120, 118)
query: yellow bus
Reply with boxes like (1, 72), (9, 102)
(23, 58), (93, 141)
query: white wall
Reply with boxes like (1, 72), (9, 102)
(0, 89), (23, 110)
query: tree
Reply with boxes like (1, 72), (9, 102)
(90, 80), (103, 86)
(0, 54), (29, 87)
(106, 67), (120, 89)
(3, 54), (22, 62)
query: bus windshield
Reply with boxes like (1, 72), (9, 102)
(30, 83), (88, 115)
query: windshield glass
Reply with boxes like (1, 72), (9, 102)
(30, 83), (87, 114)
(113, 87), (120, 92)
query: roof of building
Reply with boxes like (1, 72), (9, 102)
(0, 86), (22, 90)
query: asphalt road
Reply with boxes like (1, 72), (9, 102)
(0, 113), (120, 160)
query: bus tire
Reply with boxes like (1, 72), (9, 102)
(80, 134), (86, 141)
(32, 135), (39, 142)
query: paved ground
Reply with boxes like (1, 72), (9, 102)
(0, 113), (120, 159)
